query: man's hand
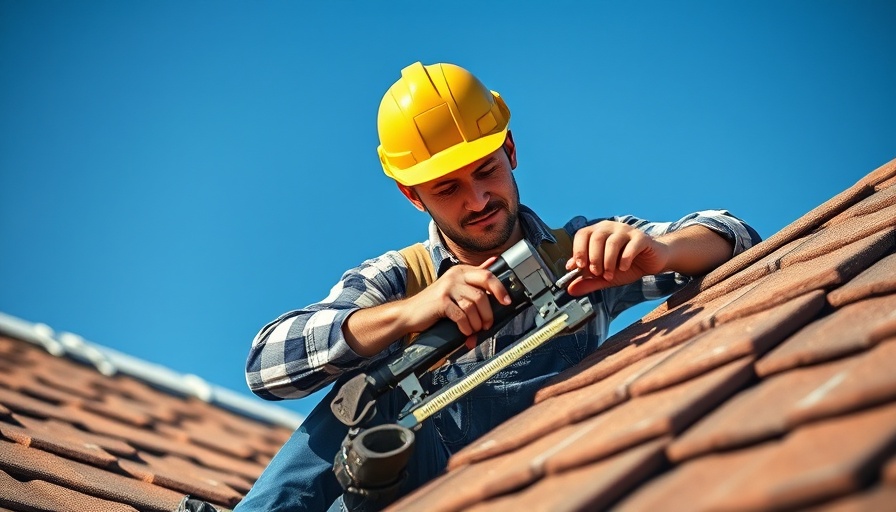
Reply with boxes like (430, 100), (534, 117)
(564, 222), (734, 297)
(406, 257), (511, 338)
(342, 258), (511, 357)
(565, 221), (671, 296)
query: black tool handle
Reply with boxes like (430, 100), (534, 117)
(331, 253), (536, 427)
(365, 288), (527, 394)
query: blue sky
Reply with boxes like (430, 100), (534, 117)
(1, 1), (894, 420)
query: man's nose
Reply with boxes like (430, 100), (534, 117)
(466, 182), (490, 211)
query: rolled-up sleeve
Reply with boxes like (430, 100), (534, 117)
(566, 209), (761, 258)
(246, 250), (409, 400)
(566, 209), (762, 320)
(646, 209), (762, 257)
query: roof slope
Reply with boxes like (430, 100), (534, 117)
(0, 326), (295, 511)
(390, 156), (896, 512)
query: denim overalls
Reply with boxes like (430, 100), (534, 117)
(234, 309), (604, 512)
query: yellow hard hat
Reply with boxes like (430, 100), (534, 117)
(377, 62), (511, 186)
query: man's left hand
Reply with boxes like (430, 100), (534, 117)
(564, 220), (671, 296)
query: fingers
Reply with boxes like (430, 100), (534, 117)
(566, 275), (604, 296)
(443, 300), (475, 336)
(435, 262), (511, 337)
(450, 287), (489, 334)
(465, 265), (512, 307)
(566, 221), (655, 284)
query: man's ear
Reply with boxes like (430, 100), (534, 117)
(397, 183), (426, 212)
(503, 130), (517, 170)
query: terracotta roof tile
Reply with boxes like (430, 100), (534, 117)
(711, 227), (894, 324)
(142, 453), (256, 494)
(669, 235), (802, 309)
(0, 438), (186, 511)
(466, 439), (667, 512)
(535, 283), (753, 402)
(667, 355), (853, 462)
(619, 401), (896, 511)
(0, 332), (296, 510)
(785, 338), (896, 425)
(718, 401), (896, 510)
(117, 454), (243, 507)
(812, 485), (896, 512)
(387, 157), (896, 511)
(778, 203), (896, 268)
(823, 179), (896, 227)
(450, 347), (673, 468)
(542, 358), (752, 475)
(0, 416), (119, 468)
(827, 252), (896, 307)
(13, 413), (138, 457)
(628, 291), (825, 396)
(0, 469), (139, 512)
(755, 293), (896, 377)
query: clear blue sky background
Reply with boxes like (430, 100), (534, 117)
(2, 1), (894, 421)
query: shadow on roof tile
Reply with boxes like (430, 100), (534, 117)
(449, 348), (672, 469)
(779, 203), (896, 268)
(669, 340), (896, 463)
(536, 290), (748, 402)
(810, 484), (896, 512)
(0, 438), (185, 512)
(619, 400), (896, 511)
(756, 293), (896, 377)
(712, 228), (895, 324)
(465, 439), (668, 512)
(828, 252), (896, 307)
(0, 469), (140, 512)
(542, 359), (753, 475)
(628, 290), (826, 396)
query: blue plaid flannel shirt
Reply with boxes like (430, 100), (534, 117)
(246, 205), (761, 400)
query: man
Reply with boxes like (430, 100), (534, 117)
(236, 62), (761, 511)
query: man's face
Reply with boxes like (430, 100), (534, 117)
(408, 149), (520, 254)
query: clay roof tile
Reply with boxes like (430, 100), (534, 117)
(388, 156), (896, 511)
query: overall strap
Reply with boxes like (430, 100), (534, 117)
(398, 242), (436, 300)
(398, 243), (436, 347)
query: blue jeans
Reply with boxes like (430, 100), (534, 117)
(234, 330), (591, 512)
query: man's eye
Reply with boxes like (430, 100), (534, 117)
(436, 185), (457, 197)
(477, 167), (498, 178)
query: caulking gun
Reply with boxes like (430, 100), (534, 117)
(330, 238), (595, 506)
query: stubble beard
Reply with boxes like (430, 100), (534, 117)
(441, 201), (519, 252)
(428, 180), (521, 254)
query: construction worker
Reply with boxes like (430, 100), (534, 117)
(236, 62), (762, 511)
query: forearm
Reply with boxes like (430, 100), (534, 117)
(246, 250), (410, 399)
(659, 225), (734, 276)
(342, 299), (419, 357)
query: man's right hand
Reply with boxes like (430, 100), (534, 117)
(405, 257), (512, 338)
(342, 258), (511, 358)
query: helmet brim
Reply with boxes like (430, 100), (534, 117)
(380, 127), (509, 186)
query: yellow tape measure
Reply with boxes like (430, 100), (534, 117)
(408, 313), (570, 425)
